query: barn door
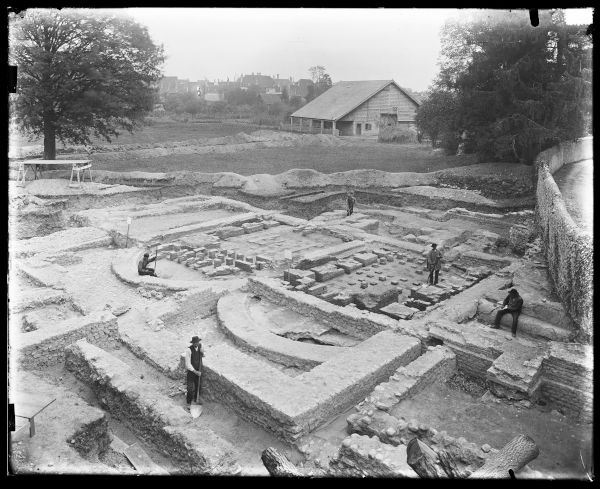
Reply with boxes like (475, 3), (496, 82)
(355, 123), (362, 135)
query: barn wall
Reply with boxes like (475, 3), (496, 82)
(339, 85), (418, 130)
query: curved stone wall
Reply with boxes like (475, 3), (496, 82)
(535, 137), (593, 342)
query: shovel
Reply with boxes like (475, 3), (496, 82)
(190, 371), (202, 418)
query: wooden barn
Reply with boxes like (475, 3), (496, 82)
(289, 80), (420, 136)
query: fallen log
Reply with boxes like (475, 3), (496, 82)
(406, 438), (448, 478)
(261, 447), (303, 477)
(469, 434), (539, 479)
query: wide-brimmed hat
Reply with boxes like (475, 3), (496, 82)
(190, 335), (201, 344)
(431, 243), (437, 248)
(143, 252), (149, 256)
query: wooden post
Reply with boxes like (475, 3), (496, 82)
(406, 438), (448, 478)
(332, 120), (336, 136)
(320, 120), (324, 134)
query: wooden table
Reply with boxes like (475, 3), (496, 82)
(17, 159), (92, 186)
(13, 394), (56, 438)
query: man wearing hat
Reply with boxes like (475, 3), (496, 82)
(138, 251), (157, 277)
(185, 336), (204, 408)
(426, 243), (443, 285)
(492, 289), (523, 337)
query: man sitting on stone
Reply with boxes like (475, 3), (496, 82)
(137, 251), (157, 277)
(426, 243), (443, 285)
(185, 336), (204, 409)
(492, 289), (524, 337)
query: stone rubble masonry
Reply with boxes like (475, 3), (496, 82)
(295, 241), (366, 270)
(477, 299), (572, 342)
(335, 259), (363, 274)
(357, 346), (456, 414)
(196, 331), (420, 443)
(234, 259), (254, 272)
(540, 342), (593, 422)
(310, 263), (346, 282)
(248, 276), (418, 340)
(328, 433), (417, 478)
(535, 137), (593, 342)
(217, 292), (346, 369)
(16, 311), (119, 370)
(12, 226), (113, 258)
(64, 340), (240, 475)
(9, 288), (71, 313)
(457, 250), (511, 269)
(216, 226), (246, 239)
(241, 222), (264, 234)
(429, 319), (592, 421)
(159, 211), (273, 243)
(485, 342), (546, 400)
(345, 412), (491, 476)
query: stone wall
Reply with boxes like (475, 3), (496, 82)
(248, 276), (417, 340)
(16, 311), (119, 370)
(64, 339), (240, 474)
(540, 342), (593, 422)
(535, 137), (593, 342)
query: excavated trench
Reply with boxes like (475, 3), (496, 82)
(10, 176), (592, 478)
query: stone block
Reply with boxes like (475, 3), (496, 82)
(311, 264), (346, 282)
(262, 220), (281, 229)
(335, 260), (363, 274)
(255, 255), (272, 263)
(234, 260), (254, 272)
(196, 260), (213, 268)
(307, 284), (327, 296)
(288, 269), (316, 285)
(321, 291), (339, 301)
(379, 303), (418, 320)
(213, 259), (222, 267)
(353, 253), (378, 266)
(333, 294), (354, 307)
(216, 226), (245, 239)
(242, 222), (264, 234)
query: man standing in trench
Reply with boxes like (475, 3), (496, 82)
(346, 190), (356, 216)
(426, 243), (443, 285)
(185, 336), (204, 410)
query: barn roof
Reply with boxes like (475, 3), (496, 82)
(290, 80), (420, 121)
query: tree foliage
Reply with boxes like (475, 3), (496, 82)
(416, 9), (592, 164)
(9, 9), (164, 159)
(306, 65), (332, 101)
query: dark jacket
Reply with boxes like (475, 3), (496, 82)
(426, 249), (443, 271)
(503, 293), (523, 312)
(138, 255), (156, 272)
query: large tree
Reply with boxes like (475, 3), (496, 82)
(9, 9), (164, 159)
(417, 9), (592, 164)
(306, 65), (332, 101)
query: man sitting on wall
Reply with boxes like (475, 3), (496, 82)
(138, 251), (157, 277)
(492, 289), (524, 338)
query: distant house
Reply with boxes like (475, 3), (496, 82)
(289, 80), (420, 136)
(204, 92), (225, 103)
(260, 93), (283, 107)
(159, 76), (179, 96)
(239, 73), (275, 91)
(289, 78), (313, 99)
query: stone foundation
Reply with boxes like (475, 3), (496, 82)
(64, 340), (240, 474)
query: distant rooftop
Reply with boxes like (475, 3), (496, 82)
(290, 80), (420, 121)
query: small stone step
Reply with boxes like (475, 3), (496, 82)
(486, 342), (545, 400)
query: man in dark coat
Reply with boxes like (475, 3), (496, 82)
(492, 289), (524, 337)
(426, 243), (443, 285)
(346, 191), (356, 216)
(138, 252), (157, 277)
(184, 336), (204, 409)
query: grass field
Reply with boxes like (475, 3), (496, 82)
(11, 120), (262, 148)
(92, 143), (477, 175)
(12, 119), (480, 175)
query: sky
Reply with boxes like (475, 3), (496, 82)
(124, 8), (593, 92)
